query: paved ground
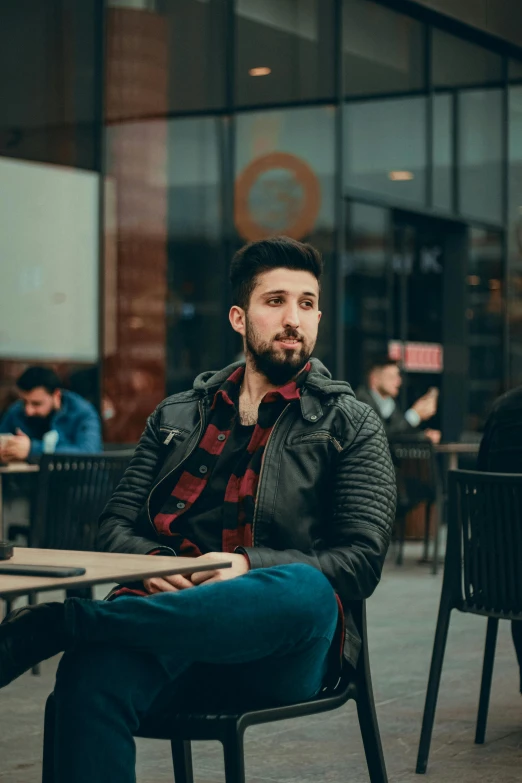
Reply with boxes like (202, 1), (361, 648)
(0, 544), (521, 782)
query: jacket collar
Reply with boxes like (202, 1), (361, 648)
(193, 358), (355, 423)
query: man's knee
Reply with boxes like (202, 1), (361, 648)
(260, 563), (338, 638)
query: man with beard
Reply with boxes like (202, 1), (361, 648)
(0, 366), (102, 461)
(0, 237), (396, 783)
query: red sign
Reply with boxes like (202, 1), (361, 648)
(388, 341), (443, 373)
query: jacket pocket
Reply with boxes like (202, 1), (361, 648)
(159, 427), (190, 446)
(289, 431), (343, 452)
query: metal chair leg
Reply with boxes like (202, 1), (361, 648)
(475, 617), (499, 745)
(396, 514), (406, 566)
(222, 728), (246, 783)
(41, 694), (55, 783)
(356, 670), (388, 782)
(171, 739), (194, 783)
(28, 593), (40, 675)
(422, 503), (432, 562)
(416, 598), (453, 774)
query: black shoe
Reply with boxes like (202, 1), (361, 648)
(0, 602), (66, 687)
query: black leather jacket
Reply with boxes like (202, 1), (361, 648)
(98, 359), (396, 667)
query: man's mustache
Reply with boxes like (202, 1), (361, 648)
(274, 329), (303, 342)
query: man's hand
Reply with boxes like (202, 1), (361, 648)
(424, 428), (441, 445)
(190, 552), (249, 586)
(143, 573), (194, 594)
(411, 394), (437, 422)
(1, 429), (31, 462)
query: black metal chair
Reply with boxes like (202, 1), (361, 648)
(41, 602), (388, 783)
(4, 453), (131, 613)
(389, 440), (440, 566)
(416, 469), (522, 774)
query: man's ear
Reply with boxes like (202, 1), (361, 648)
(53, 389), (62, 409)
(229, 305), (246, 337)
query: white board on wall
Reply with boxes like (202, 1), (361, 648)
(0, 156), (99, 361)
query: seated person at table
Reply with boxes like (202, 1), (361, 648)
(477, 386), (522, 691)
(0, 237), (396, 783)
(356, 356), (441, 444)
(0, 366), (102, 462)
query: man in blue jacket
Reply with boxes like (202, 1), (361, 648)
(0, 367), (102, 461)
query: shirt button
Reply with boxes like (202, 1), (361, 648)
(199, 465), (208, 474)
(310, 414), (318, 421)
(217, 434), (226, 441)
(176, 501), (186, 510)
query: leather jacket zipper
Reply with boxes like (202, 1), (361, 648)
(146, 400), (205, 536)
(252, 403), (291, 546)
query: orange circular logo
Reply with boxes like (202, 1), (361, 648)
(234, 152), (321, 242)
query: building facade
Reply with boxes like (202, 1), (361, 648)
(1, 0), (522, 442)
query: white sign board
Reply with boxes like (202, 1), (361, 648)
(0, 156), (99, 361)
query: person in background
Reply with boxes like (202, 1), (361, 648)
(477, 386), (522, 691)
(0, 366), (102, 462)
(356, 356), (441, 444)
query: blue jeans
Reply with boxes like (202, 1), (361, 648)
(53, 563), (339, 783)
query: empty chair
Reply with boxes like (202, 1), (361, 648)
(390, 440), (440, 567)
(416, 469), (522, 774)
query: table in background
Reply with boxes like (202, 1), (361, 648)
(0, 463), (39, 540)
(0, 548), (231, 599)
(431, 442), (481, 574)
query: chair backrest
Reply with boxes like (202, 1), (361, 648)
(31, 453), (131, 551)
(389, 439), (440, 509)
(446, 469), (522, 616)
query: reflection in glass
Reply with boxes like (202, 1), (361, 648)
(235, 107), (335, 369)
(467, 228), (504, 432)
(163, 0), (227, 112)
(432, 93), (453, 211)
(432, 29), (503, 88)
(508, 86), (522, 386)
(343, 0), (425, 97)
(344, 203), (390, 388)
(458, 89), (502, 223)
(344, 97), (427, 206)
(0, 1), (98, 170)
(235, 0), (335, 106)
(166, 117), (225, 394)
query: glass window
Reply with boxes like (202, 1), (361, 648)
(163, 0), (227, 112)
(458, 89), (503, 223)
(235, 106), (335, 369)
(0, 0), (99, 170)
(432, 93), (453, 211)
(343, 0), (426, 97)
(344, 203), (391, 388)
(466, 228), (504, 432)
(508, 85), (522, 386)
(510, 59), (522, 83)
(344, 96), (427, 206)
(235, 0), (335, 107)
(432, 29), (503, 88)
(166, 116), (225, 394)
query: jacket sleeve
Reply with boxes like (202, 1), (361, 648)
(383, 409), (422, 440)
(97, 407), (174, 556)
(54, 405), (103, 453)
(239, 408), (396, 602)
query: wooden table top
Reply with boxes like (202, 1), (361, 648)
(0, 549), (232, 598)
(0, 463), (39, 474)
(435, 442), (480, 454)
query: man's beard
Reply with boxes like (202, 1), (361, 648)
(245, 319), (313, 386)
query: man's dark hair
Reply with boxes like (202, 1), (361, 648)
(16, 367), (61, 394)
(230, 236), (324, 310)
(365, 355), (399, 378)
